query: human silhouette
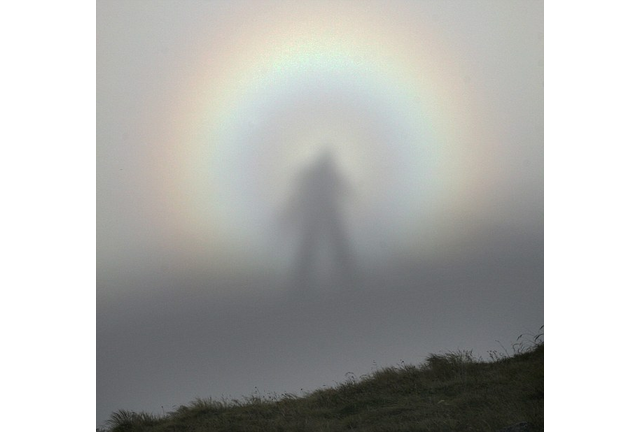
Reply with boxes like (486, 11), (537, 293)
(282, 150), (356, 291)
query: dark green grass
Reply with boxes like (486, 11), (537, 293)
(101, 332), (543, 432)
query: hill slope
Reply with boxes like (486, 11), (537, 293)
(101, 340), (543, 432)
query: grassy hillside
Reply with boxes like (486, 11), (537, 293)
(101, 334), (543, 432)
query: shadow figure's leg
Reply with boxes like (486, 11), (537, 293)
(292, 225), (318, 291)
(328, 216), (357, 284)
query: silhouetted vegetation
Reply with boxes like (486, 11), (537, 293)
(100, 329), (543, 432)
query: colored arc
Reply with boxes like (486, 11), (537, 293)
(152, 3), (493, 272)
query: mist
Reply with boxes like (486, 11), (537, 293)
(97, 0), (543, 428)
